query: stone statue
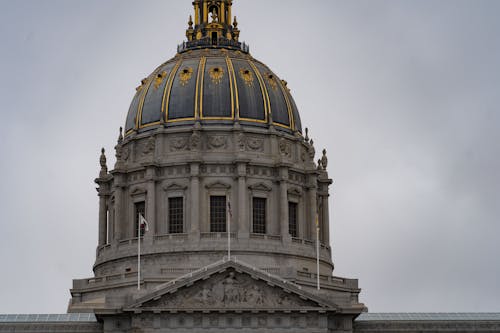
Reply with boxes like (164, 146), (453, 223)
(308, 139), (316, 159)
(321, 149), (328, 170)
(222, 272), (240, 304)
(118, 127), (123, 144)
(211, 8), (218, 22)
(99, 148), (108, 177)
(244, 285), (264, 305)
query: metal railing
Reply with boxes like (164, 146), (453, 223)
(177, 38), (250, 53)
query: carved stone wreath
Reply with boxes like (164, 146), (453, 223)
(170, 137), (188, 151)
(246, 137), (264, 151)
(208, 135), (228, 150)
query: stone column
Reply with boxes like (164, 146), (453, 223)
(113, 174), (125, 241)
(307, 175), (318, 241)
(237, 162), (248, 238)
(280, 167), (290, 243)
(145, 167), (156, 245)
(190, 163), (200, 238)
(322, 194), (330, 246)
(98, 193), (107, 246)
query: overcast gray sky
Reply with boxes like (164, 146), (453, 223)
(0, 0), (499, 314)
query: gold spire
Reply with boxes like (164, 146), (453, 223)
(179, 1), (248, 53)
(187, 0), (236, 42)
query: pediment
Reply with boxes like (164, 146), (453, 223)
(163, 183), (188, 191)
(126, 260), (336, 313)
(287, 186), (302, 196)
(248, 183), (272, 192)
(130, 187), (147, 196)
(205, 181), (231, 190)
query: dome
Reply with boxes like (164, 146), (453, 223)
(124, 47), (302, 136)
(73, 0), (340, 314)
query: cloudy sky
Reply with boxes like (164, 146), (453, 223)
(1, 0), (499, 314)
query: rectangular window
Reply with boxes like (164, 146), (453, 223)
(210, 196), (227, 232)
(252, 197), (266, 234)
(289, 202), (298, 238)
(168, 197), (184, 234)
(134, 201), (146, 237)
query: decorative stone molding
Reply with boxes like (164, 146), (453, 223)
(236, 133), (246, 151)
(141, 271), (315, 309)
(288, 187), (302, 196)
(279, 138), (291, 158)
(248, 183), (272, 192)
(205, 181), (231, 190)
(130, 187), (147, 196)
(246, 136), (264, 152)
(170, 137), (188, 151)
(207, 135), (228, 150)
(163, 183), (188, 192)
(189, 131), (201, 151)
(142, 136), (156, 157)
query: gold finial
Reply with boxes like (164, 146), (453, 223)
(233, 16), (238, 28)
(188, 15), (193, 28)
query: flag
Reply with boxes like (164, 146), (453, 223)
(227, 201), (233, 218)
(139, 213), (149, 233)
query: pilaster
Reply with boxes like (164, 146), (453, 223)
(307, 173), (318, 241)
(237, 161), (249, 239)
(279, 167), (291, 243)
(145, 166), (156, 245)
(190, 162), (201, 240)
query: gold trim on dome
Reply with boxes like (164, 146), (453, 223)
(179, 67), (194, 86)
(208, 66), (224, 85)
(198, 57), (207, 118)
(239, 68), (254, 87)
(227, 58), (240, 118)
(139, 121), (161, 130)
(278, 77), (295, 131)
(248, 60), (270, 124)
(136, 67), (161, 130)
(225, 57), (235, 119)
(194, 57), (205, 119)
(162, 60), (182, 122)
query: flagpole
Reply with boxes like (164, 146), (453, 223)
(316, 214), (320, 291)
(227, 201), (231, 261)
(138, 215), (141, 291)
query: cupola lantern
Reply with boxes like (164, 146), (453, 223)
(182, 0), (245, 52)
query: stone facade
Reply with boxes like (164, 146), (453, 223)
(1, 1), (498, 332)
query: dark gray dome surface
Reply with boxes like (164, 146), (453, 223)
(125, 48), (302, 135)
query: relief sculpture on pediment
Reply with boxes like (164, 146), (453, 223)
(143, 271), (315, 309)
